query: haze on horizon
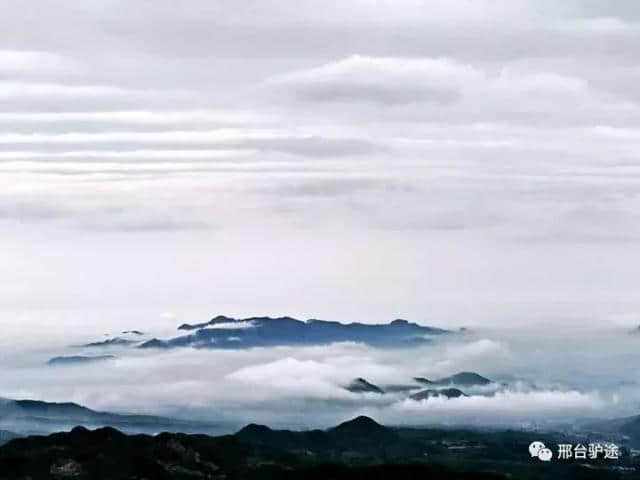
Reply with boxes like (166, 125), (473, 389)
(2, 0), (640, 335)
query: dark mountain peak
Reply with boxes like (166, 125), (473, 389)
(413, 377), (434, 385)
(330, 416), (390, 437)
(434, 371), (492, 387)
(236, 423), (273, 436)
(138, 338), (169, 349)
(65, 425), (126, 443)
(234, 423), (288, 446)
(345, 378), (385, 394)
(47, 355), (115, 366)
(391, 318), (410, 325)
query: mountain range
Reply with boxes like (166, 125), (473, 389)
(47, 355), (115, 366)
(0, 415), (632, 479)
(82, 337), (138, 348)
(344, 371), (494, 398)
(0, 398), (224, 437)
(140, 315), (451, 349)
(1, 370), (492, 439)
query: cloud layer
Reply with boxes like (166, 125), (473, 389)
(3, 328), (638, 430)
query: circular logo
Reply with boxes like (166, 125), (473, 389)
(538, 448), (553, 462)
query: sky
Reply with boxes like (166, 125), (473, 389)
(3, 1), (640, 334)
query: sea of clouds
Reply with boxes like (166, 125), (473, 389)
(2, 323), (639, 432)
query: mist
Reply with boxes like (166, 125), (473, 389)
(1, 323), (638, 432)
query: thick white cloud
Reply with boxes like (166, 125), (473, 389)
(384, 390), (605, 427)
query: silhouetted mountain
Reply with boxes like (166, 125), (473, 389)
(0, 398), (222, 436)
(410, 387), (467, 400)
(83, 337), (137, 348)
(235, 423), (332, 452)
(0, 423), (513, 480)
(235, 423), (276, 441)
(433, 372), (492, 387)
(236, 415), (419, 459)
(329, 416), (393, 439)
(138, 338), (168, 349)
(1, 399), (96, 419)
(0, 418), (630, 479)
(142, 315), (451, 349)
(121, 330), (144, 335)
(345, 378), (385, 394)
(47, 355), (115, 366)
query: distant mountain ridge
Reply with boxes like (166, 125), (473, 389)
(47, 355), (115, 366)
(344, 371), (494, 399)
(345, 378), (385, 394)
(178, 314), (240, 330)
(0, 397), (222, 436)
(142, 315), (451, 349)
(83, 337), (137, 348)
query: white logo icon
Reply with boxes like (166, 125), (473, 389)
(538, 448), (553, 461)
(529, 441), (553, 462)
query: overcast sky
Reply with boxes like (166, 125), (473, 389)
(3, 1), (640, 333)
